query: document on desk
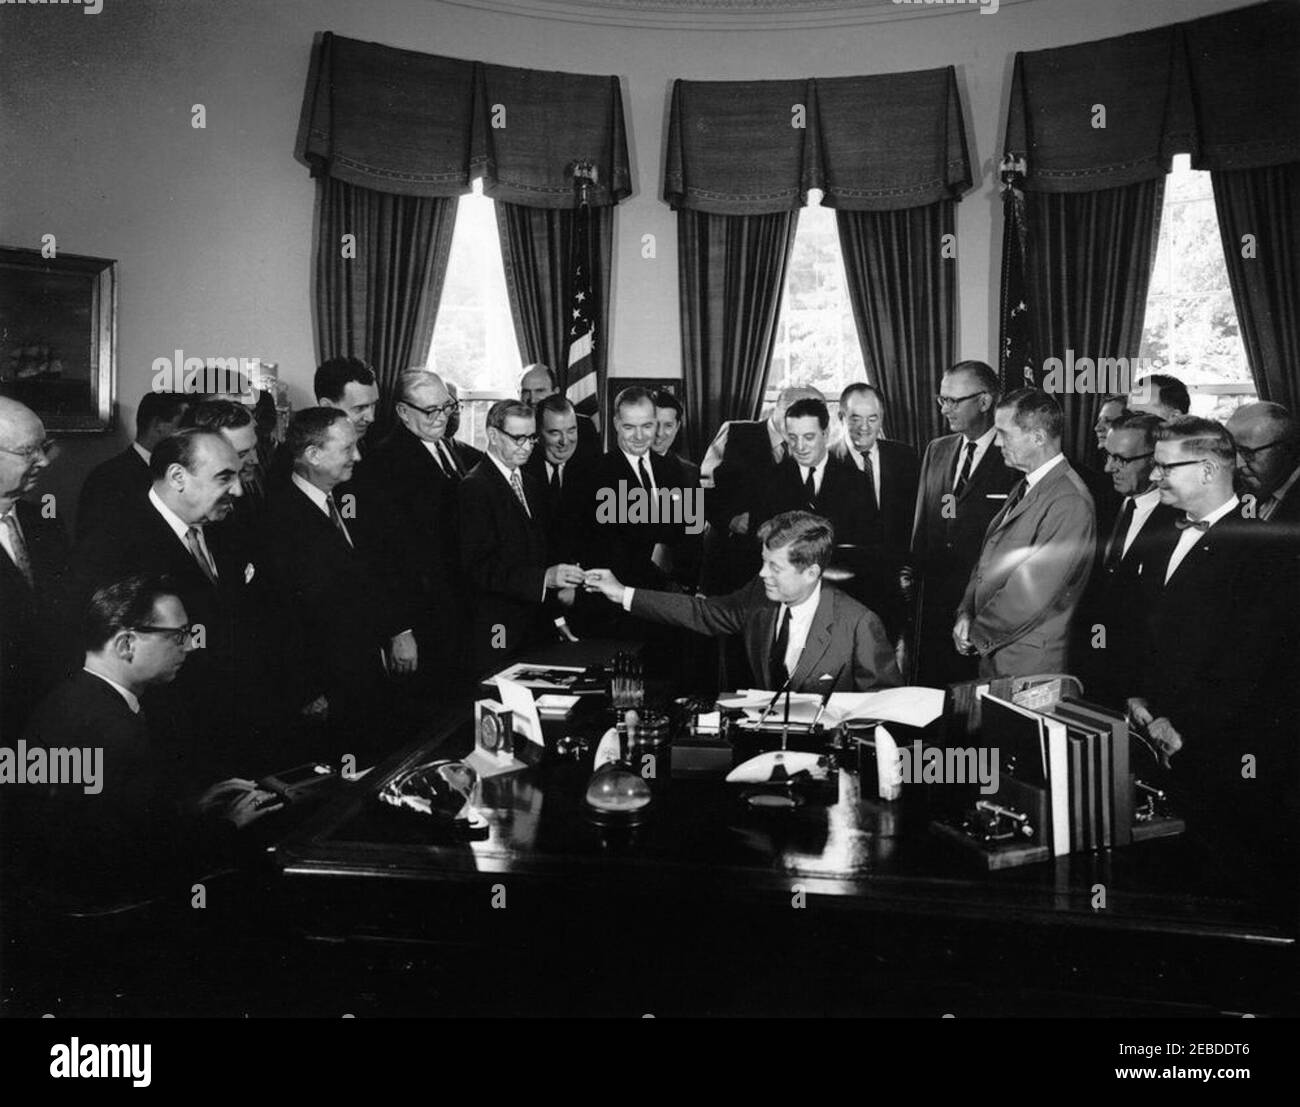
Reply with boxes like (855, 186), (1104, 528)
(727, 686), (944, 728)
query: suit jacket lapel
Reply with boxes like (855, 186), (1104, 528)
(958, 438), (1002, 505)
(789, 588), (835, 688)
(748, 599), (781, 688)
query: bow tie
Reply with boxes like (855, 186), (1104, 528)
(1175, 517), (1211, 532)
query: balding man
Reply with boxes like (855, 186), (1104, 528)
(0, 395), (72, 735)
(354, 368), (471, 687)
(1226, 401), (1300, 528)
(910, 361), (1019, 685)
(953, 388), (1096, 678)
(518, 363), (599, 460)
(701, 384), (820, 594)
(70, 428), (258, 771)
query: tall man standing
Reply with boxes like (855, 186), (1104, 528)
(909, 361), (1018, 686)
(459, 401), (585, 675)
(953, 388), (1095, 678)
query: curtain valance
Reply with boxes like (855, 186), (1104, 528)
(299, 32), (631, 207)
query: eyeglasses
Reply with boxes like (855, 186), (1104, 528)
(400, 400), (460, 419)
(496, 429), (539, 447)
(131, 624), (194, 647)
(0, 439), (56, 462)
(936, 392), (987, 410)
(1150, 458), (1206, 475)
(1103, 450), (1155, 467)
(1235, 438), (1288, 463)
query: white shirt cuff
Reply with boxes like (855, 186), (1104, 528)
(622, 586), (636, 613)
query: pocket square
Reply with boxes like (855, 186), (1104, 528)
(244, 562), (256, 584)
(986, 493), (1008, 500)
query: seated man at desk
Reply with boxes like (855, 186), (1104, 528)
(583, 510), (900, 692)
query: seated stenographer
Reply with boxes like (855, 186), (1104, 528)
(583, 510), (901, 693)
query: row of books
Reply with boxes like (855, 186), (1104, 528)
(981, 694), (1133, 855)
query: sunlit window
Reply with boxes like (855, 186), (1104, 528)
(1139, 154), (1255, 421)
(766, 193), (867, 406)
(427, 179), (521, 447)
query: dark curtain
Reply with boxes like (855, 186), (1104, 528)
(314, 177), (458, 433)
(1016, 179), (1165, 463)
(494, 201), (613, 388)
(1212, 162), (1300, 411)
(836, 200), (955, 452)
(677, 209), (799, 462)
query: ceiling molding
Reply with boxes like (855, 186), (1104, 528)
(441, 0), (1039, 32)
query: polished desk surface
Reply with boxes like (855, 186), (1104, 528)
(273, 707), (1291, 947)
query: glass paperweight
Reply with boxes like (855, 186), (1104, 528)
(584, 762), (652, 826)
(378, 759), (489, 838)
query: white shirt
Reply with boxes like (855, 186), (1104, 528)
(798, 455), (829, 497)
(420, 437), (456, 476)
(1165, 494), (1239, 584)
(148, 487), (218, 577)
(953, 426), (997, 490)
(84, 667), (140, 714)
(621, 447), (657, 494)
(1024, 452), (1066, 489)
(545, 459), (566, 488)
(1119, 486), (1162, 558)
(132, 442), (152, 465)
(772, 582), (822, 682)
(845, 440), (881, 504)
(0, 504), (24, 574)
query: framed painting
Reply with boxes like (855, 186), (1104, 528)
(0, 246), (117, 433)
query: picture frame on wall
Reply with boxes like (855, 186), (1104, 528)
(0, 246), (117, 434)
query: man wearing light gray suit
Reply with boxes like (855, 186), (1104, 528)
(584, 510), (901, 692)
(953, 388), (1095, 678)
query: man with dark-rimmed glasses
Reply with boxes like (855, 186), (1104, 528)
(1128, 416), (1296, 856)
(908, 360), (1018, 686)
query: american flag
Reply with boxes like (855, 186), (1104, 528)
(565, 169), (599, 417)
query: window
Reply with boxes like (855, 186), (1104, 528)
(1139, 154), (1255, 421)
(427, 179), (521, 449)
(765, 194), (866, 406)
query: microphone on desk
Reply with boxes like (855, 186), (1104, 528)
(808, 666), (844, 732)
(756, 667), (797, 728)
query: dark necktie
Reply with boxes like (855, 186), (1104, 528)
(769, 605), (791, 689)
(803, 466), (817, 506)
(549, 462), (562, 498)
(1104, 496), (1137, 570)
(862, 451), (878, 513)
(0, 512), (34, 588)
(1175, 516), (1211, 532)
(185, 526), (218, 584)
(439, 441), (461, 478)
(637, 457), (652, 493)
(1001, 480), (1027, 520)
(954, 440), (977, 497)
(326, 495), (354, 548)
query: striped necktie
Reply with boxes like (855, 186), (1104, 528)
(509, 469), (531, 517)
(0, 511), (34, 588)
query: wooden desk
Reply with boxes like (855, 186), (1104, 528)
(271, 670), (1297, 1016)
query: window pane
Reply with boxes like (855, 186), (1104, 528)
(767, 198), (866, 403)
(426, 181), (522, 447)
(1139, 154), (1255, 421)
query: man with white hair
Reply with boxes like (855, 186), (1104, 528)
(0, 395), (71, 736)
(1226, 401), (1300, 527)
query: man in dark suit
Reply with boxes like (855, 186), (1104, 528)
(830, 383), (919, 642)
(1227, 402), (1300, 531)
(524, 393), (596, 564)
(699, 384), (819, 594)
(459, 400), (585, 675)
(954, 388), (1096, 678)
(1128, 373), (1191, 422)
(585, 510), (900, 692)
(444, 380), (486, 471)
(263, 408), (419, 761)
(519, 363), (600, 460)
(1128, 416), (1296, 850)
(76, 391), (192, 540)
(354, 368), (471, 689)
(1075, 412), (1180, 707)
(69, 429), (261, 773)
(0, 396), (72, 738)
(909, 360), (1020, 687)
(21, 574), (194, 903)
(650, 389), (704, 590)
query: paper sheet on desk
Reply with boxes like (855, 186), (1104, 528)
(497, 678), (544, 747)
(731, 686), (944, 728)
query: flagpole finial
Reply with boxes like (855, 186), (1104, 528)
(571, 161), (598, 208)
